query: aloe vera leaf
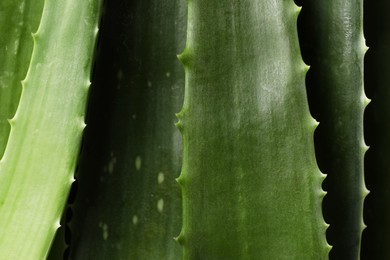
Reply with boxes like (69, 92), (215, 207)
(0, 1), (44, 158)
(360, 1), (390, 258)
(0, 0), (102, 258)
(69, 0), (186, 258)
(176, 0), (329, 258)
(47, 219), (66, 260)
(297, 0), (368, 258)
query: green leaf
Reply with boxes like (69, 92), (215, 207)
(69, 0), (186, 258)
(0, 0), (44, 157)
(0, 0), (102, 258)
(361, 1), (390, 258)
(176, 0), (329, 258)
(298, 0), (368, 258)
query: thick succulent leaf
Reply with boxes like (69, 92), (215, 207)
(0, 0), (44, 157)
(69, 0), (186, 258)
(298, 0), (368, 258)
(176, 0), (329, 258)
(0, 0), (102, 258)
(361, 1), (390, 258)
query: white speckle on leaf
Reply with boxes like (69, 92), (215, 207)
(135, 156), (142, 170)
(108, 156), (117, 174)
(166, 72), (171, 78)
(147, 81), (152, 87)
(132, 215), (138, 225)
(14, 40), (20, 55)
(117, 69), (123, 80)
(158, 172), (164, 184)
(99, 222), (109, 240)
(157, 198), (164, 212)
(102, 223), (108, 240)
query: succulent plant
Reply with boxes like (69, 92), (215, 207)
(0, 0), (386, 259)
